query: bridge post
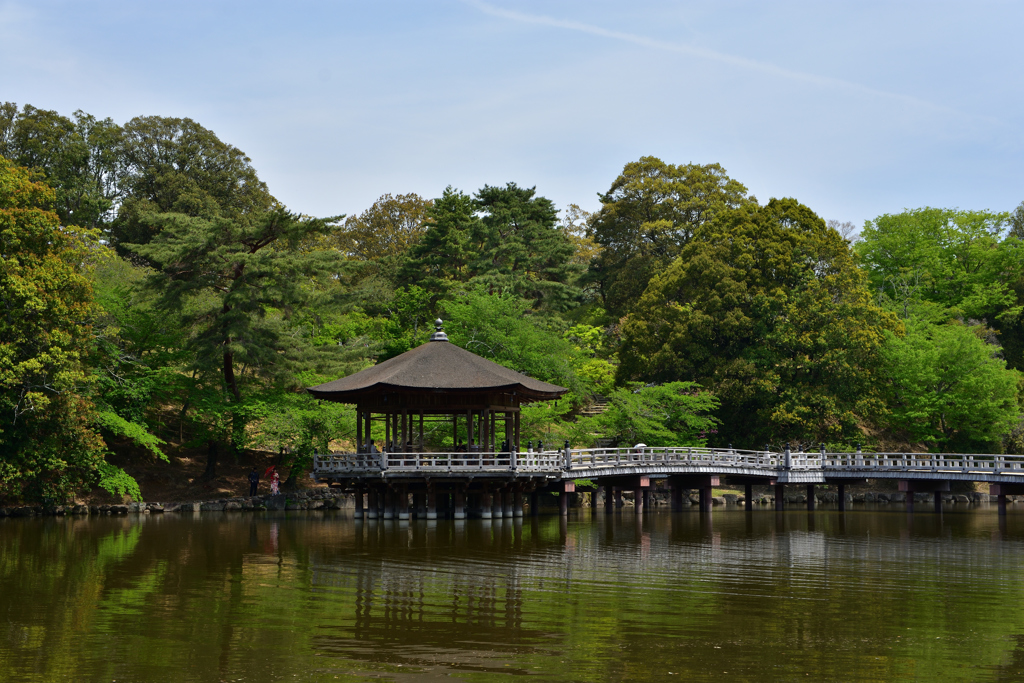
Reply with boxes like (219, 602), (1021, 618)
(634, 487), (644, 515)
(934, 490), (942, 514)
(426, 484), (437, 520)
(383, 489), (394, 520)
(775, 484), (785, 511)
(990, 484), (1024, 515)
(367, 489), (379, 519)
(492, 489), (503, 519)
(354, 489), (364, 519)
(513, 486), (524, 517)
(593, 486), (602, 509)
(745, 484), (753, 511)
(642, 488), (651, 513)
(615, 488), (624, 509)
(838, 484), (846, 512)
(398, 485), (410, 520)
(453, 487), (466, 520)
(998, 494), (1008, 516)
(806, 485), (815, 511)
(605, 486), (615, 514)
(905, 490), (914, 514)
(700, 485), (713, 513)
(531, 490), (540, 516)
(559, 490), (569, 516)
(671, 485), (683, 512)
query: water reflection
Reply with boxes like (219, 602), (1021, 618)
(4, 508), (1024, 681)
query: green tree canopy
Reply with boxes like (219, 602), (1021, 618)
(335, 192), (431, 261)
(112, 116), (274, 252)
(0, 156), (106, 502)
(128, 208), (355, 477)
(589, 156), (755, 316)
(880, 320), (1019, 452)
(401, 183), (581, 311)
(0, 103), (124, 230)
(857, 207), (1019, 323)
(618, 198), (898, 447)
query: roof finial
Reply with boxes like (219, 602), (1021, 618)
(430, 318), (448, 342)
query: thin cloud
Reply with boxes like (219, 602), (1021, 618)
(463, 0), (979, 121)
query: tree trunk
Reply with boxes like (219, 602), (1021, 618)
(223, 348), (241, 401)
(201, 440), (218, 481)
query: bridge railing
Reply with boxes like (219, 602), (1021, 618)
(823, 452), (1024, 472)
(314, 448), (1024, 477)
(564, 446), (823, 471)
(313, 450), (565, 474)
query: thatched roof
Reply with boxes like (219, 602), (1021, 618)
(306, 334), (567, 403)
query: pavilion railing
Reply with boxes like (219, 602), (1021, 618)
(313, 450), (565, 474)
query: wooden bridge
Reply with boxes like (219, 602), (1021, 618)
(313, 445), (1024, 519)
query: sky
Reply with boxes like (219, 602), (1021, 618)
(2, 0), (1022, 228)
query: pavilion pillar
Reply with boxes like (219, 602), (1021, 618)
(401, 409), (408, 451)
(385, 412), (391, 451)
(356, 407), (363, 450)
(419, 411), (424, 450)
(365, 411), (372, 450)
(514, 411), (521, 452)
(467, 410), (474, 449)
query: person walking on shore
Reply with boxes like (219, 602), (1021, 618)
(248, 468), (260, 496)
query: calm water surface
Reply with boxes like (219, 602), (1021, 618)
(4, 506), (1024, 682)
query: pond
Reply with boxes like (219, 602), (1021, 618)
(3, 506), (1024, 681)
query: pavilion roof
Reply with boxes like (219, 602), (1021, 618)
(306, 335), (567, 403)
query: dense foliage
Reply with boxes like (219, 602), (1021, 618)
(1, 99), (1022, 503)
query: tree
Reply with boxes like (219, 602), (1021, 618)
(857, 208), (1018, 323)
(577, 382), (719, 447)
(589, 156), (755, 316)
(618, 198), (898, 447)
(469, 182), (580, 310)
(0, 156), (106, 502)
(128, 208), (350, 478)
(111, 116), (274, 252)
(0, 103), (124, 230)
(334, 193), (431, 261)
(880, 320), (1019, 452)
(399, 186), (476, 304)
(401, 183), (581, 312)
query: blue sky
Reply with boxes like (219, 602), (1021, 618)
(2, 1), (1022, 228)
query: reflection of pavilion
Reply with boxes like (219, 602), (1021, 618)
(308, 321), (571, 520)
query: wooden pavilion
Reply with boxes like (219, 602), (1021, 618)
(306, 320), (570, 519)
(307, 319), (566, 454)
